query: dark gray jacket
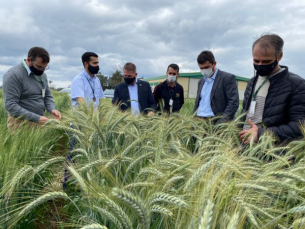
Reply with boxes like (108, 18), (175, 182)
(112, 79), (157, 114)
(241, 66), (305, 142)
(193, 69), (239, 123)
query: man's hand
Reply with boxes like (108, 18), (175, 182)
(239, 119), (258, 144)
(147, 111), (154, 116)
(51, 110), (62, 120)
(39, 116), (49, 125)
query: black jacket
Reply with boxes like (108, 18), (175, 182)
(241, 66), (305, 141)
(112, 79), (157, 114)
(193, 69), (239, 123)
(153, 80), (184, 112)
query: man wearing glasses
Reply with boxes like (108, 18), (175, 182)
(3, 47), (61, 128)
(71, 52), (104, 108)
(112, 62), (156, 116)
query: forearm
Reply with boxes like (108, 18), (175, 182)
(259, 122), (303, 141)
(5, 102), (40, 122)
(44, 88), (56, 112)
(44, 97), (56, 113)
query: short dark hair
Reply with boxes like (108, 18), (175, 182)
(28, 47), (50, 63)
(197, 51), (215, 65)
(82, 52), (98, 66)
(252, 33), (284, 58)
(123, 62), (137, 72)
(167, 63), (179, 73)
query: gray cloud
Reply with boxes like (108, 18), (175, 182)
(0, 0), (304, 87)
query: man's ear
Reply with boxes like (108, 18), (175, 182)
(278, 52), (283, 62)
(213, 61), (217, 71)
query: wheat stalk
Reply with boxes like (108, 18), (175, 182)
(3, 165), (33, 199)
(93, 205), (123, 229)
(226, 212), (239, 229)
(198, 200), (214, 229)
(79, 159), (108, 172)
(68, 166), (88, 194)
(150, 205), (174, 217)
(112, 188), (151, 229)
(184, 156), (220, 192)
(34, 156), (66, 173)
(266, 171), (305, 183)
(80, 224), (107, 229)
(18, 191), (68, 218)
(149, 192), (188, 208)
(124, 182), (155, 189)
(98, 193), (133, 229)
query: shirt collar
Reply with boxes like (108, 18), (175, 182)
(22, 59), (31, 76)
(166, 80), (176, 87)
(82, 70), (96, 81)
(265, 67), (285, 79)
(128, 78), (138, 86)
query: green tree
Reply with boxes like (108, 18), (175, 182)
(109, 70), (124, 88)
(96, 72), (110, 90)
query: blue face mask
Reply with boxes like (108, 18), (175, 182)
(254, 59), (278, 76)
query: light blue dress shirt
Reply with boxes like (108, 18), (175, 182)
(71, 70), (104, 107)
(128, 79), (140, 116)
(197, 68), (218, 117)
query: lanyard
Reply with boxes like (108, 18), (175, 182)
(85, 76), (96, 100)
(252, 76), (269, 101)
(22, 61), (44, 87)
(168, 84), (176, 99)
(252, 67), (281, 101)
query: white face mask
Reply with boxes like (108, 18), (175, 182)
(200, 68), (213, 78)
(167, 75), (177, 82)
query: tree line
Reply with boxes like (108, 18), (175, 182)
(52, 70), (127, 91)
(96, 70), (124, 90)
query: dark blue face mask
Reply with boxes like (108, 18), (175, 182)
(30, 65), (44, 76)
(88, 64), (99, 75)
(124, 77), (135, 84)
(254, 59), (278, 76)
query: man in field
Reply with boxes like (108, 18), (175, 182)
(3, 47), (61, 128)
(239, 33), (305, 143)
(153, 63), (184, 113)
(71, 52), (104, 107)
(193, 50), (239, 124)
(112, 62), (156, 116)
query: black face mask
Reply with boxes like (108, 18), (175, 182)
(30, 65), (44, 76)
(124, 77), (135, 85)
(254, 59), (278, 76)
(88, 64), (100, 75)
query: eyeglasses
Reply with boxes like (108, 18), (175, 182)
(34, 65), (49, 71)
(32, 62), (49, 71)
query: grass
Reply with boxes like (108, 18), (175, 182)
(1, 90), (305, 228)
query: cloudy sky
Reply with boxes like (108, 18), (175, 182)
(0, 0), (304, 88)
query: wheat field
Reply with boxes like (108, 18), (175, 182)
(1, 91), (305, 229)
